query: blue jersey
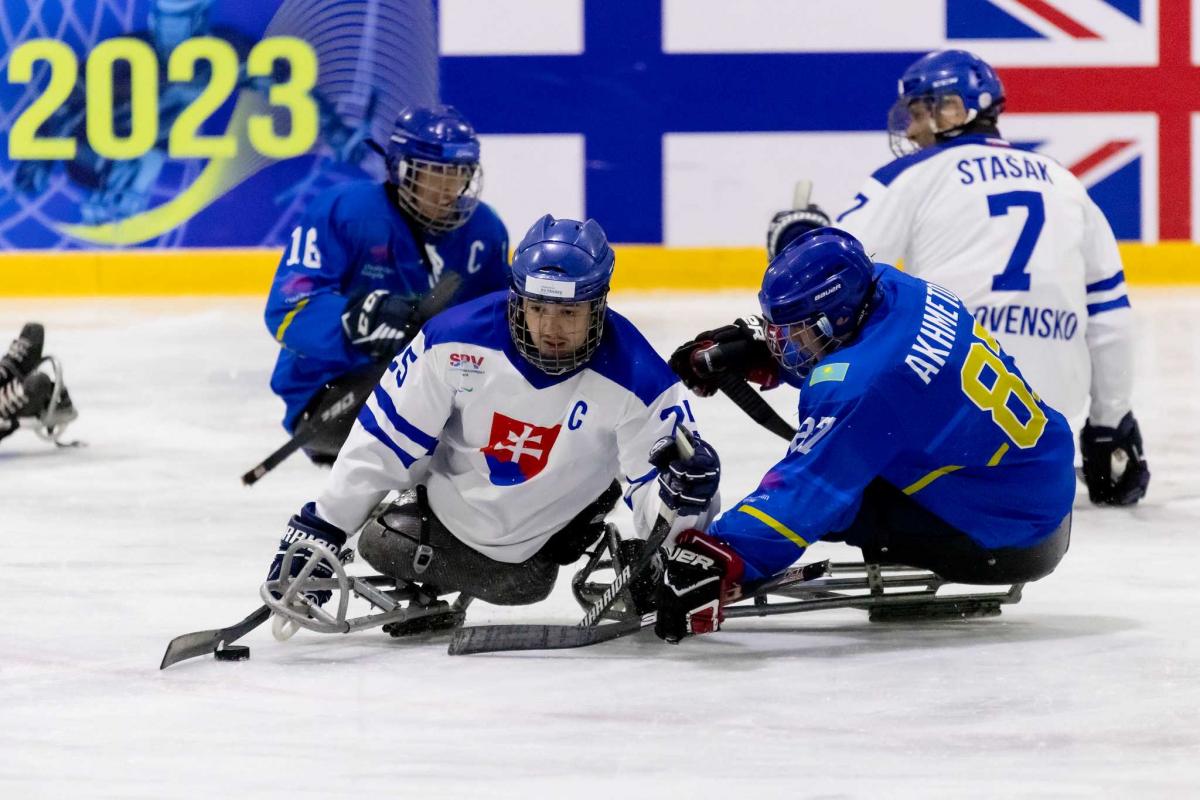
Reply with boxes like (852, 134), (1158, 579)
(711, 265), (1075, 583)
(264, 180), (509, 431)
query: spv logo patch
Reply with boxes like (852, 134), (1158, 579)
(480, 413), (562, 485)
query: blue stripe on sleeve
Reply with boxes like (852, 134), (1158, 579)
(357, 405), (418, 468)
(1086, 270), (1126, 293)
(371, 385), (438, 452)
(1087, 296), (1131, 316)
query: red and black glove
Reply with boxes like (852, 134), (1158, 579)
(655, 530), (744, 643)
(668, 316), (780, 398)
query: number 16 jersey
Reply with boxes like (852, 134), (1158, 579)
(836, 134), (1133, 430)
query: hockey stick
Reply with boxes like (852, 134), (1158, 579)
(242, 272), (463, 486)
(448, 560), (832, 655)
(449, 427), (696, 655)
(705, 179), (815, 444)
(717, 373), (796, 442)
(159, 604), (271, 670)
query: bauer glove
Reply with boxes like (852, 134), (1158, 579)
(655, 530), (744, 643)
(669, 316), (780, 397)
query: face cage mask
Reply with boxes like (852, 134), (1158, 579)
(394, 157), (483, 234)
(507, 293), (607, 376)
(887, 95), (978, 158)
(766, 316), (843, 381)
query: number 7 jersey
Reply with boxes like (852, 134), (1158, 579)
(836, 134), (1133, 430)
(709, 265), (1075, 584)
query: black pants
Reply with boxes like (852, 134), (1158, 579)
(825, 479), (1071, 584)
(299, 366), (386, 465)
(356, 483), (621, 606)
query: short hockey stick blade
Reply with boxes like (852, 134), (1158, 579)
(159, 605), (271, 670)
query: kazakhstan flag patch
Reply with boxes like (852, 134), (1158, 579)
(809, 362), (849, 386)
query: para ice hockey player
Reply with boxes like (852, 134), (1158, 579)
(659, 228), (1073, 643)
(265, 215), (720, 625)
(264, 105), (510, 462)
(0, 323), (77, 446)
(765, 50), (1148, 507)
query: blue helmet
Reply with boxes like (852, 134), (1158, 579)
(889, 50), (1004, 156)
(508, 215), (615, 375)
(386, 105), (483, 234)
(758, 227), (876, 379)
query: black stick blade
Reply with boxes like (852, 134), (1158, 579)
(159, 605), (271, 670)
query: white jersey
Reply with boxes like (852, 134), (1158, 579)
(315, 293), (713, 563)
(836, 133), (1134, 428)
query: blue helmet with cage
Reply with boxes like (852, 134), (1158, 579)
(385, 105), (483, 234)
(888, 49), (1005, 156)
(508, 215), (615, 375)
(758, 227), (876, 380)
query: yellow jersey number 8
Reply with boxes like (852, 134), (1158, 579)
(960, 321), (1047, 449)
(7, 36), (318, 162)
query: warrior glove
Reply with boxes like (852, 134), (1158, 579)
(267, 502), (348, 607)
(766, 204), (831, 260)
(1080, 411), (1150, 506)
(655, 530), (744, 643)
(342, 289), (417, 360)
(649, 432), (721, 515)
(669, 316), (780, 398)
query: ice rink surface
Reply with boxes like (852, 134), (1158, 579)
(1, 290), (1197, 798)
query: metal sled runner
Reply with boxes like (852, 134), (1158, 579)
(448, 554), (1026, 655)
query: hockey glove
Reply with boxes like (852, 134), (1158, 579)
(655, 530), (744, 643)
(669, 316), (781, 398)
(342, 289), (417, 360)
(649, 432), (720, 515)
(766, 204), (832, 260)
(267, 502), (348, 607)
(1080, 411), (1150, 506)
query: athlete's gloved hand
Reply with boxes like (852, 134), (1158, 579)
(1080, 411), (1150, 506)
(267, 502), (348, 607)
(649, 432), (720, 515)
(766, 204), (831, 259)
(342, 289), (417, 360)
(655, 530), (744, 643)
(669, 316), (780, 397)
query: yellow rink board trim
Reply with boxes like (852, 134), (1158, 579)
(1, 242), (1198, 295)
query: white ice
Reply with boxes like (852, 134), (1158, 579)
(1, 290), (1197, 799)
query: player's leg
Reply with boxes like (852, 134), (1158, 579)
(0, 322), (44, 385)
(358, 493), (559, 606)
(296, 366), (384, 464)
(828, 478), (1070, 584)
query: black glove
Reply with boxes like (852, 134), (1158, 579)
(668, 316), (780, 398)
(649, 432), (720, 515)
(341, 289), (417, 360)
(1080, 411), (1150, 506)
(766, 204), (831, 259)
(267, 502), (348, 607)
(655, 530), (743, 643)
